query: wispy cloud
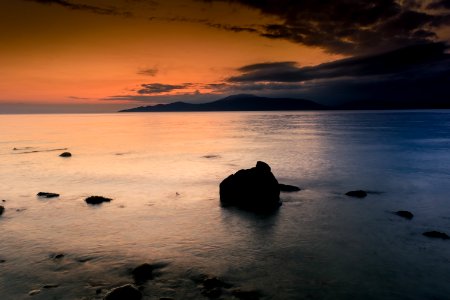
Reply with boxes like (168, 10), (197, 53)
(137, 68), (158, 76)
(136, 83), (192, 94)
(25, 0), (133, 17)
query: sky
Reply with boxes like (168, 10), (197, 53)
(1, 0), (450, 113)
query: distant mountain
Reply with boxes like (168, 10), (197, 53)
(119, 94), (327, 112)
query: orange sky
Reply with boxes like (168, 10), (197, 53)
(0, 0), (341, 112)
(1, 0), (449, 113)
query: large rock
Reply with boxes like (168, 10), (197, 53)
(219, 161), (281, 211)
(104, 284), (142, 300)
(0, 205), (4, 216)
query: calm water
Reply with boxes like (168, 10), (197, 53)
(1, 111), (450, 300)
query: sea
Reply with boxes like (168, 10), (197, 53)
(0, 111), (450, 300)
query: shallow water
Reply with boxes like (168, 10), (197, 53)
(1, 111), (450, 299)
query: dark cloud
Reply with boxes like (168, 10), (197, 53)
(103, 93), (218, 103)
(229, 43), (450, 82)
(137, 68), (158, 76)
(137, 83), (191, 94)
(68, 96), (91, 100)
(25, 0), (132, 16)
(428, 0), (450, 10)
(225, 42), (450, 106)
(205, 0), (450, 54)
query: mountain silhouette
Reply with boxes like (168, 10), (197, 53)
(119, 94), (327, 112)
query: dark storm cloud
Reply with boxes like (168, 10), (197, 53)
(25, 0), (132, 16)
(137, 83), (191, 94)
(226, 42), (450, 106)
(205, 0), (450, 54)
(428, 0), (450, 10)
(229, 43), (450, 82)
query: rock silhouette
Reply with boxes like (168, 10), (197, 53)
(59, 152), (72, 157)
(345, 190), (367, 198)
(220, 161), (281, 211)
(37, 192), (60, 198)
(423, 231), (449, 239)
(0, 205), (4, 216)
(394, 210), (414, 220)
(85, 196), (112, 205)
(131, 263), (165, 284)
(104, 284), (142, 300)
(279, 183), (301, 192)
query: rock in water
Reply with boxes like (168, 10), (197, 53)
(0, 205), (4, 216)
(37, 192), (60, 198)
(85, 196), (112, 205)
(219, 161), (281, 211)
(423, 231), (450, 240)
(132, 263), (156, 283)
(394, 210), (414, 220)
(279, 183), (301, 192)
(59, 152), (72, 157)
(345, 190), (367, 198)
(104, 284), (142, 300)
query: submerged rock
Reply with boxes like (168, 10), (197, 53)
(85, 196), (112, 205)
(0, 205), (4, 216)
(345, 190), (367, 198)
(50, 253), (65, 259)
(104, 284), (142, 300)
(37, 192), (60, 198)
(28, 289), (41, 296)
(231, 289), (262, 300)
(200, 276), (232, 299)
(394, 210), (414, 220)
(131, 263), (159, 283)
(279, 183), (301, 192)
(59, 152), (72, 157)
(219, 161), (281, 211)
(423, 231), (450, 240)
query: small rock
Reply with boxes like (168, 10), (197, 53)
(202, 287), (222, 298)
(43, 284), (59, 289)
(50, 253), (65, 259)
(132, 263), (156, 283)
(203, 155), (220, 159)
(279, 183), (301, 192)
(59, 152), (72, 157)
(37, 192), (60, 198)
(1, 199), (5, 202)
(394, 211), (414, 220)
(423, 231), (450, 240)
(85, 196), (112, 205)
(203, 277), (232, 289)
(231, 289), (262, 300)
(28, 289), (41, 296)
(131, 262), (166, 283)
(104, 284), (142, 300)
(345, 190), (367, 198)
(0, 205), (4, 216)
